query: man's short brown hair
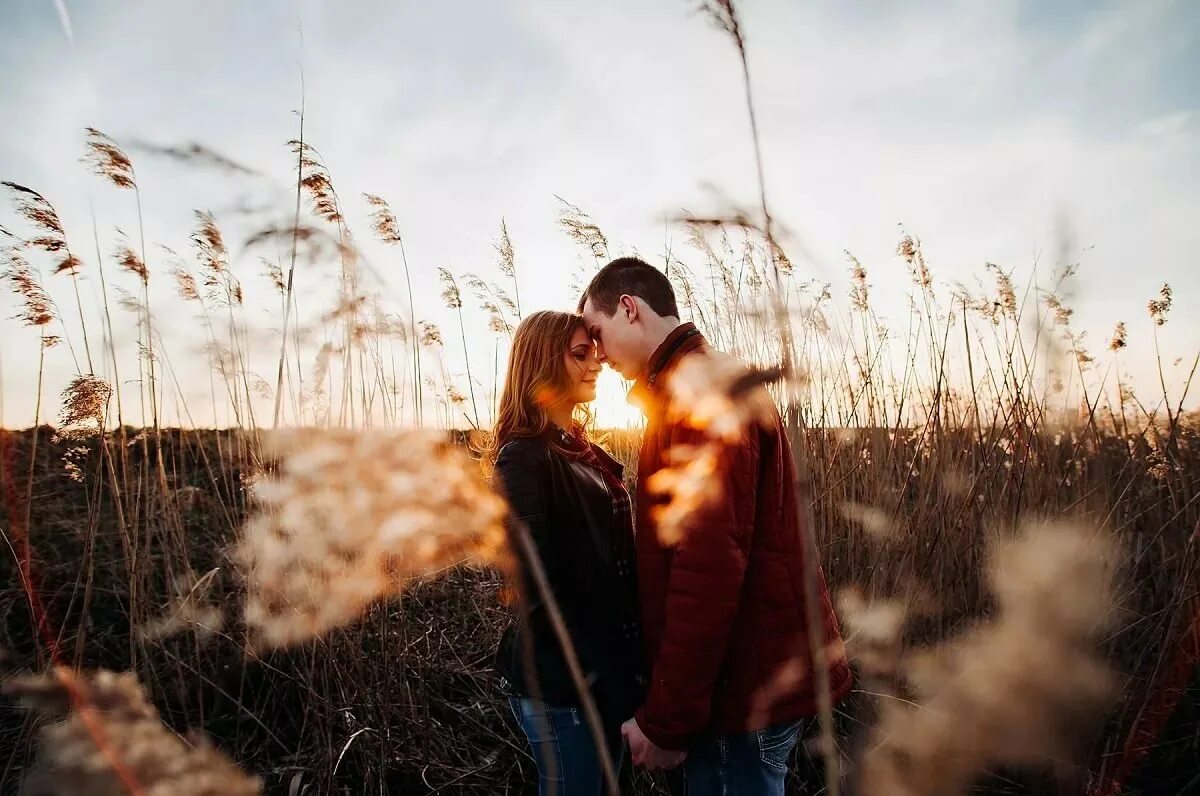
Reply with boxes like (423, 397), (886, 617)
(578, 257), (679, 319)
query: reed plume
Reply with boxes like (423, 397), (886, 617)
(985, 262), (1018, 321)
(192, 211), (236, 303)
(128, 139), (259, 176)
(290, 141), (341, 224)
(59, 374), (112, 434)
(1109, 322), (1128, 351)
(556, 196), (609, 262)
(464, 274), (517, 337)
(364, 193), (422, 425)
(2, 182), (81, 276)
(847, 252), (870, 312)
(419, 321), (443, 347)
(643, 353), (782, 544)
(4, 248), (55, 328)
(856, 522), (1120, 795)
(1148, 283), (1173, 326)
(3, 667), (261, 795)
(262, 258), (285, 296)
(896, 232), (932, 290)
(437, 267), (480, 427)
(82, 128), (136, 190)
(114, 242), (147, 284)
(236, 429), (507, 647)
(495, 218), (521, 315)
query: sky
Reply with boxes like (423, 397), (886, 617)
(1, 0), (1197, 429)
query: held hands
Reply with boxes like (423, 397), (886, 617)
(621, 718), (687, 771)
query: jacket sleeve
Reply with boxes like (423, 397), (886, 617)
(635, 423), (759, 750)
(494, 441), (601, 685)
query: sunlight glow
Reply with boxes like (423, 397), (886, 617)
(589, 367), (642, 429)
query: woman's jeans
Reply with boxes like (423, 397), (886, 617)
(509, 697), (624, 796)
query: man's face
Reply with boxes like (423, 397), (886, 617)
(581, 295), (644, 380)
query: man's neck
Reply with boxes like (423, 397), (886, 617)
(639, 317), (682, 369)
(636, 317), (684, 379)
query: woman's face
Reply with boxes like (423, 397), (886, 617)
(563, 325), (601, 405)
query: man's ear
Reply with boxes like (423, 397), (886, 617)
(619, 294), (639, 323)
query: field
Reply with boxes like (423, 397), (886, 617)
(0, 412), (1197, 793)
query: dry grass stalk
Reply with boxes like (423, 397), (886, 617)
(192, 211), (239, 305)
(364, 192), (423, 425)
(848, 252), (870, 312)
(137, 569), (225, 644)
(839, 501), (896, 539)
(173, 267), (201, 302)
(437, 267), (462, 309)
(837, 587), (908, 691)
(82, 128), (136, 190)
(115, 242), (148, 284)
(128, 139), (258, 176)
(62, 445), (89, 482)
(58, 374), (113, 435)
(1, 182), (81, 275)
(363, 193), (401, 243)
(3, 248), (55, 327)
(261, 258), (285, 295)
(3, 667), (261, 795)
(236, 429), (508, 647)
(556, 196), (609, 261)
(464, 274), (516, 336)
(1108, 322), (1128, 352)
(857, 522), (1120, 795)
(1148, 283), (1173, 326)
(493, 217), (523, 317)
(985, 262), (1018, 321)
(289, 141), (341, 224)
(896, 232), (932, 290)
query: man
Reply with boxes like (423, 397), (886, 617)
(579, 257), (852, 795)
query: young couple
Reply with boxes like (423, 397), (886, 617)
(488, 257), (852, 795)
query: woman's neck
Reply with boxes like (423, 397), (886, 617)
(549, 404), (575, 433)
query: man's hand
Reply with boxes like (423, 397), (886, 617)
(622, 718), (687, 771)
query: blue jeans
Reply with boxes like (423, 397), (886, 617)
(509, 697), (624, 796)
(684, 720), (806, 796)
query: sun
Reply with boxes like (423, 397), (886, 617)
(589, 367), (642, 429)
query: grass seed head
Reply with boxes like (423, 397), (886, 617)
(3, 667), (260, 795)
(236, 429), (508, 647)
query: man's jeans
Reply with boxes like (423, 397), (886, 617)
(509, 697), (623, 796)
(684, 720), (807, 796)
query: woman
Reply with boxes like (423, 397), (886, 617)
(487, 310), (645, 795)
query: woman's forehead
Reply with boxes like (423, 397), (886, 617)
(569, 326), (593, 346)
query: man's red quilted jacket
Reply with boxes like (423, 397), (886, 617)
(629, 323), (852, 751)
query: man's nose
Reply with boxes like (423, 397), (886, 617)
(594, 343), (608, 363)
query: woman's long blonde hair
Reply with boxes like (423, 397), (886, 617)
(483, 310), (594, 472)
